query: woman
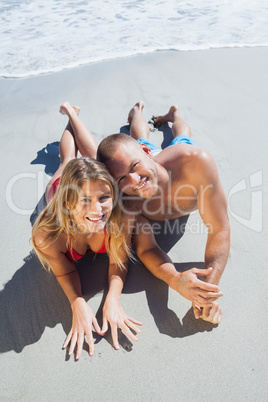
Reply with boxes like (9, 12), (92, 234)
(32, 102), (141, 359)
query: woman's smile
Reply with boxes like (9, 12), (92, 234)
(72, 180), (113, 233)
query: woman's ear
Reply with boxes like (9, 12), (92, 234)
(139, 143), (153, 159)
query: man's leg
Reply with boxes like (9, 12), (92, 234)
(128, 101), (150, 140)
(60, 101), (98, 158)
(154, 105), (192, 138)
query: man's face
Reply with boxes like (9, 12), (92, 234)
(106, 143), (158, 199)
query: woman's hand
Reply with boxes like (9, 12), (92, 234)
(62, 297), (102, 359)
(101, 296), (142, 350)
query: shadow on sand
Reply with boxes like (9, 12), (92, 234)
(0, 221), (216, 356)
(0, 139), (216, 357)
(30, 141), (60, 225)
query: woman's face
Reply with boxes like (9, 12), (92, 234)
(70, 179), (113, 234)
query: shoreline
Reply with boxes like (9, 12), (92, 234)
(2, 44), (268, 80)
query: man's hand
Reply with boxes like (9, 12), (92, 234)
(193, 301), (222, 324)
(101, 296), (142, 350)
(170, 267), (223, 307)
(63, 297), (102, 359)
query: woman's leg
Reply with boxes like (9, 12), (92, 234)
(45, 113), (78, 202)
(60, 102), (98, 158)
(154, 105), (192, 138)
(128, 101), (150, 140)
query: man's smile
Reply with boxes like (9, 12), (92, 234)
(135, 178), (148, 191)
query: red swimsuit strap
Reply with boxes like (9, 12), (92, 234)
(66, 230), (107, 262)
(47, 176), (61, 202)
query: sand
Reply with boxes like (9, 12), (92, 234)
(0, 47), (267, 401)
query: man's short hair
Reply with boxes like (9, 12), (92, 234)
(97, 133), (141, 164)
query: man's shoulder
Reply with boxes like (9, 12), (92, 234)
(155, 145), (220, 189)
(154, 144), (209, 169)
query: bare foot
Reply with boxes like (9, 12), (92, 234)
(128, 101), (145, 125)
(153, 105), (179, 126)
(59, 101), (80, 117)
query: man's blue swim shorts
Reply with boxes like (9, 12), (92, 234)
(137, 134), (198, 156)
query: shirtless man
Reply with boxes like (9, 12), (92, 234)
(97, 101), (230, 324)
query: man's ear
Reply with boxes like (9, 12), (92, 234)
(139, 143), (153, 159)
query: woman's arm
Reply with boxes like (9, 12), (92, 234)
(101, 261), (142, 349)
(34, 230), (101, 359)
(56, 267), (102, 359)
(101, 216), (142, 349)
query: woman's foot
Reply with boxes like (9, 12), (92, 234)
(153, 105), (179, 126)
(128, 101), (145, 125)
(60, 102), (80, 118)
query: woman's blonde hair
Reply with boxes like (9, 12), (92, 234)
(32, 157), (131, 271)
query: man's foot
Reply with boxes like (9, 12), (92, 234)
(128, 101), (145, 125)
(153, 105), (179, 126)
(60, 102), (80, 117)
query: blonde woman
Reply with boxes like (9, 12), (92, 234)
(32, 103), (141, 359)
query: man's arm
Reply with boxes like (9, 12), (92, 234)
(194, 150), (230, 322)
(134, 215), (223, 306)
(195, 150), (230, 283)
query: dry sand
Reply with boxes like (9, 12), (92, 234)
(0, 47), (267, 401)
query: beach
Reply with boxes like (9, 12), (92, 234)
(0, 47), (267, 401)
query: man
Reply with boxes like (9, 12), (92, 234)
(97, 101), (230, 324)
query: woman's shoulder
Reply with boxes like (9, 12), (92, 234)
(34, 228), (68, 255)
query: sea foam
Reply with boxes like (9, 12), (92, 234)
(1, 0), (267, 78)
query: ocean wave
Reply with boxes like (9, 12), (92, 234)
(1, 0), (268, 79)
(1, 43), (268, 80)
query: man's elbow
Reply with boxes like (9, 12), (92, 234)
(214, 217), (230, 238)
(136, 245), (160, 262)
(224, 221), (231, 242)
(208, 222), (231, 249)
